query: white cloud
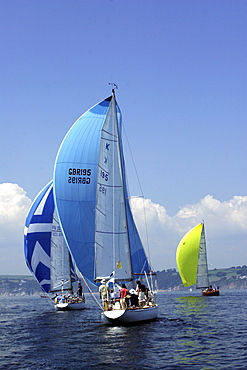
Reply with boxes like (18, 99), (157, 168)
(130, 195), (247, 271)
(0, 183), (246, 275)
(0, 183), (31, 275)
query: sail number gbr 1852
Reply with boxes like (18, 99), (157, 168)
(68, 168), (91, 184)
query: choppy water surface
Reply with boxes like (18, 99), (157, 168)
(1, 290), (246, 369)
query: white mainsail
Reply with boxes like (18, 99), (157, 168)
(196, 224), (209, 289)
(50, 208), (73, 294)
(94, 94), (132, 281)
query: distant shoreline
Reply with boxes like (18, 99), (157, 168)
(1, 265), (247, 295)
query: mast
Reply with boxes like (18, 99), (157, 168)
(112, 90), (133, 281)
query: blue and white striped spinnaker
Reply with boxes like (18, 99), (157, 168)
(24, 181), (75, 294)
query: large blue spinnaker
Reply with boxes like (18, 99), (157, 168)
(53, 93), (151, 284)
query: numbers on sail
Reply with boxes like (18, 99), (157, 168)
(100, 170), (108, 181)
(99, 185), (107, 195)
(68, 168), (91, 184)
(52, 225), (63, 236)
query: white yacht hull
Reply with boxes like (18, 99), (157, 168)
(101, 305), (158, 324)
(55, 301), (85, 311)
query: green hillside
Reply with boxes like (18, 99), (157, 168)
(0, 275), (41, 296)
(0, 265), (247, 295)
(157, 265), (247, 290)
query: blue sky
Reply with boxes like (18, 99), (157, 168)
(0, 1), (246, 275)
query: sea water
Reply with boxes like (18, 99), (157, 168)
(0, 290), (246, 369)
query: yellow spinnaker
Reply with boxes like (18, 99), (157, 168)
(176, 223), (203, 287)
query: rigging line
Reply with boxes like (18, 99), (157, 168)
(144, 271), (151, 293)
(112, 100), (116, 275)
(78, 271), (103, 310)
(122, 124), (151, 263)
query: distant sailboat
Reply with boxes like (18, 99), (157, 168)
(176, 223), (219, 296)
(24, 181), (85, 310)
(53, 89), (158, 324)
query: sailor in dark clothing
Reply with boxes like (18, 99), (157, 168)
(77, 282), (83, 297)
(136, 280), (148, 307)
(129, 288), (138, 307)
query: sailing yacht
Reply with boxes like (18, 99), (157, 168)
(176, 223), (220, 296)
(53, 90), (158, 323)
(24, 181), (85, 310)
